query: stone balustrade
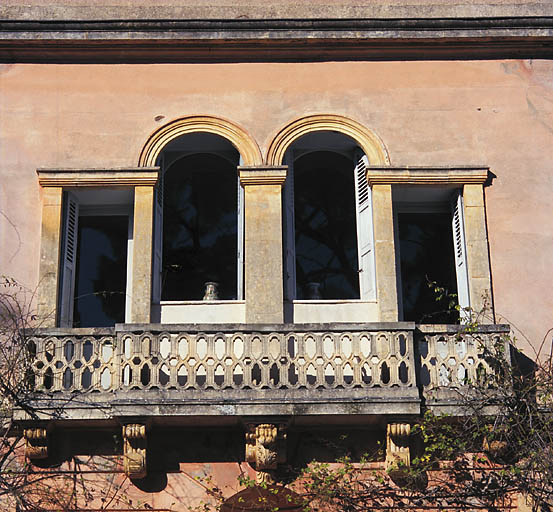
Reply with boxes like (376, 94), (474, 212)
(20, 323), (510, 421)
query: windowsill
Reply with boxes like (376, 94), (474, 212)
(157, 301), (246, 324)
(288, 300), (379, 323)
(160, 300), (245, 305)
(290, 299), (376, 304)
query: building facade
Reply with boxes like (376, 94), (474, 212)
(1, 1), (553, 510)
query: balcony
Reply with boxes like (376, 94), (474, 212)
(15, 323), (510, 426)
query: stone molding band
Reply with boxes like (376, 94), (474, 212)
(138, 115), (263, 167)
(366, 167), (490, 186)
(37, 168), (160, 187)
(239, 166), (287, 186)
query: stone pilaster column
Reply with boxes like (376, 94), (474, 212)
(131, 186), (155, 323)
(239, 166), (287, 324)
(463, 184), (494, 322)
(372, 184), (399, 322)
(37, 187), (63, 327)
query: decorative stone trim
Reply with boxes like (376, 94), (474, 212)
(266, 114), (390, 166)
(385, 423), (411, 470)
(366, 167), (489, 187)
(138, 115), (263, 167)
(24, 428), (48, 460)
(245, 423), (287, 483)
(122, 424), (147, 479)
(239, 166), (287, 187)
(37, 168), (159, 187)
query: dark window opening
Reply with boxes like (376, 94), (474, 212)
(73, 216), (128, 327)
(294, 151), (360, 300)
(397, 212), (458, 323)
(162, 153), (238, 300)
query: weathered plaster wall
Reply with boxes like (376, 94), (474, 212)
(1, 59), (552, 354)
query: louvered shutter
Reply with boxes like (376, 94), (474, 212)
(59, 192), (79, 327)
(353, 151), (376, 300)
(451, 190), (470, 320)
(152, 155), (164, 304)
(283, 152), (296, 300)
(237, 156), (245, 300)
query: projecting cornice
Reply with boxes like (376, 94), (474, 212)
(37, 168), (160, 187)
(365, 166), (490, 187)
(2, 16), (553, 62)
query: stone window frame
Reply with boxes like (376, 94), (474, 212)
(36, 168), (159, 327)
(365, 166), (493, 322)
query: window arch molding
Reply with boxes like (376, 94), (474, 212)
(265, 114), (390, 166)
(138, 115), (263, 167)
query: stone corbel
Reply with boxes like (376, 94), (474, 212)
(385, 423), (411, 471)
(245, 423), (287, 483)
(24, 428), (48, 460)
(122, 424), (147, 479)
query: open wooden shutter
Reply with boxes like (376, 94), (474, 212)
(152, 155), (164, 304)
(283, 152), (296, 300)
(59, 192), (79, 327)
(451, 189), (470, 319)
(237, 155), (245, 300)
(353, 151), (376, 300)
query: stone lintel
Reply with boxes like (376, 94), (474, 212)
(366, 166), (489, 187)
(239, 166), (287, 187)
(37, 167), (159, 187)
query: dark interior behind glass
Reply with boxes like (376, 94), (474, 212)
(74, 215), (128, 327)
(162, 153), (238, 300)
(397, 212), (458, 323)
(294, 151), (360, 300)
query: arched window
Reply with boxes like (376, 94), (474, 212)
(283, 131), (376, 303)
(152, 133), (243, 304)
(293, 151), (359, 299)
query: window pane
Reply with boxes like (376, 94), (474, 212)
(163, 154), (238, 300)
(398, 212), (458, 323)
(74, 216), (128, 327)
(294, 151), (360, 300)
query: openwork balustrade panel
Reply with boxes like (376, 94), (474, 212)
(417, 328), (510, 390)
(119, 330), (415, 391)
(29, 328), (415, 393)
(28, 325), (510, 397)
(30, 333), (116, 393)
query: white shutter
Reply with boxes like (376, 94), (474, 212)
(353, 151), (376, 300)
(237, 155), (245, 300)
(283, 152), (296, 300)
(451, 190), (470, 320)
(59, 192), (79, 327)
(152, 155), (164, 304)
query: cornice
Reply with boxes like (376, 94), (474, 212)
(37, 168), (160, 187)
(239, 166), (287, 187)
(2, 17), (553, 62)
(366, 167), (490, 187)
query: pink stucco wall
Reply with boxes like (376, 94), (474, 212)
(1, 59), (552, 355)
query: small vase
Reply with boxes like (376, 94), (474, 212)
(306, 282), (322, 299)
(203, 282), (220, 301)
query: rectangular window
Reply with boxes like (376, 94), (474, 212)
(393, 187), (470, 323)
(58, 190), (134, 327)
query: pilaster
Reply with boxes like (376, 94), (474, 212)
(372, 184), (399, 322)
(37, 187), (63, 327)
(132, 186), (155, 323)
(239, 166), (287, 324)
(463, 184), (494, 322)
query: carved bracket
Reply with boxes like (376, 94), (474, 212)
(24, 428), (48, 460)
(122, 424), (147, 479)
(245, 423), (287, 483)
(385, 423), (411, 470)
